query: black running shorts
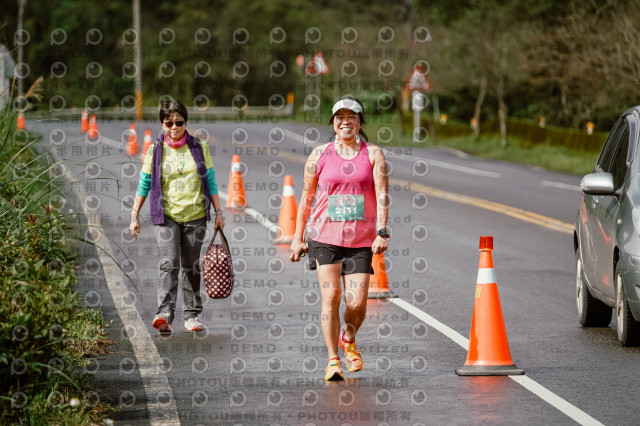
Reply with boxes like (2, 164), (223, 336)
(307, 239), (374, 275)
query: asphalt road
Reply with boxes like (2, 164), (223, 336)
(28, 116), (640, 425)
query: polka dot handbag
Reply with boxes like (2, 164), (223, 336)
(202, 226), (234, 299)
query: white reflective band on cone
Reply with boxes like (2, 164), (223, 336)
(476, 268), (496, 284)
(283, 186), (295, 196)
(231, 162), (241, 172)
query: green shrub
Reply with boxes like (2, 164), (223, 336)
(0, 111), (113, 423)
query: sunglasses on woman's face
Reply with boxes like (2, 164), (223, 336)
(163, 121), (185, 128)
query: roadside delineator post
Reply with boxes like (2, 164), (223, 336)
(226, 154), (247, 211)
(456, 236), (524, 376)
(368, 252), (397, 299)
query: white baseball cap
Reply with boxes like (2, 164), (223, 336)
(331, 98), (363, 115)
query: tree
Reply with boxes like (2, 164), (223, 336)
(527, 1), (640, 129)
(439, 1), (530, 142)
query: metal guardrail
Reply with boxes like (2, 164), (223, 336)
(28, 104), (294, 121)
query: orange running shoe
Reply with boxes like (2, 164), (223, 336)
(339, 330), (363, 372)
(324, 357), (344, 381)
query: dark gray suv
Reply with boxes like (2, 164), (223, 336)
(575, 106), (640, 346)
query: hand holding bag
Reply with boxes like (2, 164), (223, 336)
(202, 226), (234, 299)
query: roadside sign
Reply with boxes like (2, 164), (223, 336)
(406, 66), (431, 144)
(406, 66), (431, 91)
(306, 52), (330, 76)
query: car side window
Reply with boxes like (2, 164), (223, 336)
(609, 126), (630, 190)
(597, 118), (626, 172)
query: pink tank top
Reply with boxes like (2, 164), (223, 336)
(306, 139), (377, 247)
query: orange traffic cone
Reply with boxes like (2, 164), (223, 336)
(456, 236), (524, 376)
(368, 252), (397, 299)
(126, 123), (139, 155)
(81, 109), (89, 133)
(16, 112), (25, 130)
(141, 128), (153, 163)
(274, 175), (297, 243)
(87, 114), (99, 140)
(226, 154), (247, 210)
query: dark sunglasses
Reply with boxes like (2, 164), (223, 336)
(163, 120), (185, 127)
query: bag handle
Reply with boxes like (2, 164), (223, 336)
(208, 226), (231, 254)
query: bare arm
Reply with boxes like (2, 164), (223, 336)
(211, 194), (225, 229)
(369, 144), (389, 254)
(129, 195), (146, 239)
(289, 144), (327, 262)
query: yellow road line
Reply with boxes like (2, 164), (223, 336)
(394, 179), (573, 234)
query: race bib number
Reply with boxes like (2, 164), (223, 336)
(328, 194), (364, 221)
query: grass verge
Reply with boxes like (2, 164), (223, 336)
(423, 134), (599, 176)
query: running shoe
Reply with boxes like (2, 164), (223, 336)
(324, 358), (344, 381)
(152, 314), (173, 333)
(339, 330), (363, 372)
(184, 317), (204, 332)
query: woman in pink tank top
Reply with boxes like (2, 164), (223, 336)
(290, 96), (389, 381)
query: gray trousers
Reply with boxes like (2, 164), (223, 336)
(154, 215), (207, 322)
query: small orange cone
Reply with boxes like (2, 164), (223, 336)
(141, 128), (153, 162)
(274, 175), (297, 244)
(126, 123), (139, 156)
(368, 252), (397, 299)
(81, 109), (89, 133)
(87, 114), (99, 140)
(456, 236), (524, 376)
(226, 154), (247, 211)
(16, 112), (25, 130)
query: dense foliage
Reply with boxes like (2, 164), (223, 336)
(2, 0), (639, 132)
(0, 110), (112, 423)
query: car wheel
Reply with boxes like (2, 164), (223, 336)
(575, 249), (612, 326)
(615, 261), (640, 346)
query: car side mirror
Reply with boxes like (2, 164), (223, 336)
(580, 173), (615, 195)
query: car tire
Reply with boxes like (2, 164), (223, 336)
(575, 249), (612, 327)
(615, 261), (640, 346)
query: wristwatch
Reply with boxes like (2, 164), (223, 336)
(377, 228), (390, 238)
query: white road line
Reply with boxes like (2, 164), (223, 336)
(55, 127), (589, 423)
(240, 192), (600, 424)
(541, 180), (581, 191)
(423, 157), (501, 178)
(93, 247), (181, 426)
(217, 192), (278, 232)
(382, 148), (502, 178)
(509, 376), (604, 426)
(390, 298), (603, 426)
(389, 298), (470, 349)
(283, 129), (306, 144)
(55, 157), (180, 425)
(95, 135), (124, 150)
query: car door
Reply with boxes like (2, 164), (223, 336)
(582, 118), (631, 299)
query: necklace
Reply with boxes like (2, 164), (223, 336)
(334, 138), (360, 159)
